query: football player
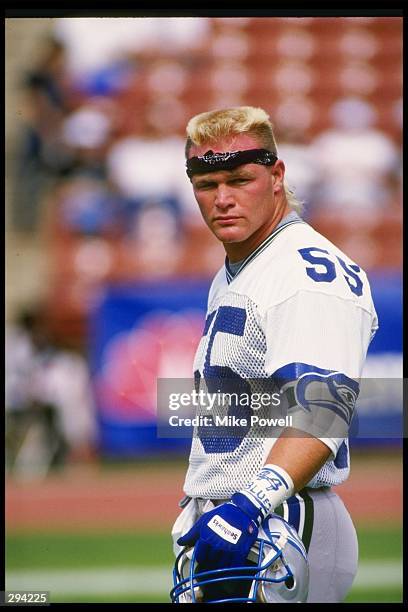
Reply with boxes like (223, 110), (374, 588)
(171, 106), (378, 603)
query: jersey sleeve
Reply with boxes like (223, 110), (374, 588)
(264, 289), (376, 457)
(264, 289), (375, 379)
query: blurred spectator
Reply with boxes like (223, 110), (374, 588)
(124, 198), (185, 277)
(53, 175), (126, 237)
(10, 35), (77, 233)
(107, 134), (184, 216)
(53, 17), (211, 82)
(309, 96), (401, 215)
(274, 124), (320, 219)
(6, 307), (97, 478)
(62, 101), (112, 154)
(53, 18), (149, 81)
(47, 97), (130, 237)
(106, 101), (201, 228)
(58, 97), (120, 183)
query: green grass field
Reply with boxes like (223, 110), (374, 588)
(6, 524), (402, 603)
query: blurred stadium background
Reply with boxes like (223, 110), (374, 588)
(5, 15), (402, 603)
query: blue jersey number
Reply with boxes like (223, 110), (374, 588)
(195, 306), (252, 453)
(298, 247), (363, 296)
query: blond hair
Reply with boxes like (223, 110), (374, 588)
(185, 106), (303, 215)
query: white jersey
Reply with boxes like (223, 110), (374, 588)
(183, 214), (378, 499)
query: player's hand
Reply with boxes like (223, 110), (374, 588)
(177, 492), (263, 569)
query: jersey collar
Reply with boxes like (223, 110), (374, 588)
(225, 215), (305, 284)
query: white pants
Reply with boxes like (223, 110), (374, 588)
(303, 488), (358, 602)
(171, 488), (358, 603)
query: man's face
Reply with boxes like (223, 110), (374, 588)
(189, 134), (285, 248)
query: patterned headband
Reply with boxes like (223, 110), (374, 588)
(186, 148), (278, 179)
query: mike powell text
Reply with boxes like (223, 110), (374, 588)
(168, 414), (293, 427)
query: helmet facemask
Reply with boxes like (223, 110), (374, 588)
(171, 516), (309, 604)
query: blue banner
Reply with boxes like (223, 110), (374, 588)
(88, 279), (210, 456)
(352, 271), (403, 446)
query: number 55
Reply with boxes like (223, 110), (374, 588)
(298, 247), (364, 296)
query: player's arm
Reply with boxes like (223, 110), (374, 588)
(223, 427), (336, 526)
(240, 283), (369, 518)
(176, 417), (342, 571)
(176, 433), (332, 570)
(264, 427), (332, 492)
(180, 415), (349, 566)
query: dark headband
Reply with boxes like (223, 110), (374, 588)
(186, 148), (278, 179)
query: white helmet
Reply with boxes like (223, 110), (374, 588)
(171, 513), (309, 603)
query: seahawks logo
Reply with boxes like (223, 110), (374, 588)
(294, 372), (359, 425)
(258, 470), (285, 492)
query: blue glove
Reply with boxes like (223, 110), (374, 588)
(177, 492), (264, 570)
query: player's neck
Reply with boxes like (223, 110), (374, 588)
(225, 201), (292, 263)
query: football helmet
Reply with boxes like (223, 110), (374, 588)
(171, 514), (309, 603)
